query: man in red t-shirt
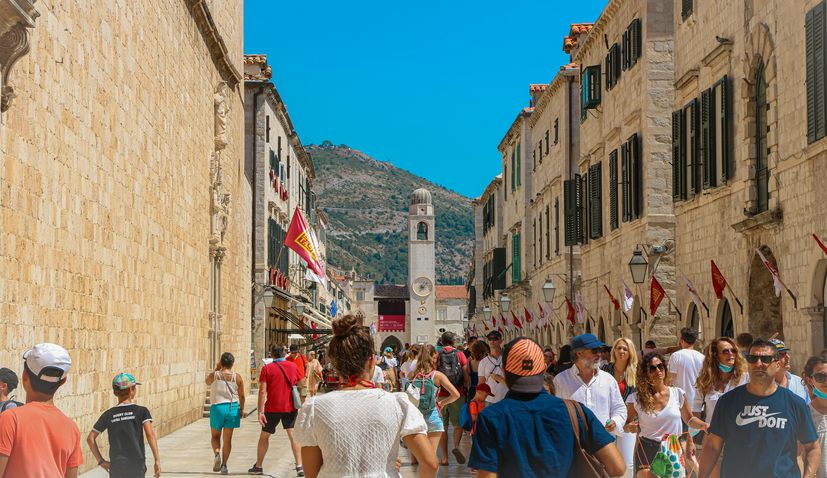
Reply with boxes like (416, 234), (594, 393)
(0, 343), (83, 478)
(437, 331), (470, 465)
(285, 345), (307, 403)
(249, 345), (302, 476)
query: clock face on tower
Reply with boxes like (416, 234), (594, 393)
(412, 277), (433, 298)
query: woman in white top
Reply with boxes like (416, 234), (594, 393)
(803, 354), (827, 478)
(602, 337), (638, 478)
(205, 352), (245, 474)
(691, 337), (747, 478)
(624, 352), (707, 478)
(295, 315), (438, 478)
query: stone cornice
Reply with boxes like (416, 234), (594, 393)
(497, 107), (533, 152)
(187, 0), (241, 87)
(528, 65), (579, 128)
(572, 0), (625, 64)
(0, 0), (39, 112)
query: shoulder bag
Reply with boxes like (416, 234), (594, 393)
(564, 399), (611, 478)
(275, 362), (302, 410)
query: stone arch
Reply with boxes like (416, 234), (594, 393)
(687, 302), (702, 343)
(717, 298), (735, 338)
(748, 246), (783, 340)
(741, 23), (779, 213)
(380, 335), (403, 354)
(416, 222), (428, 240)
(585, 319), (592, 335)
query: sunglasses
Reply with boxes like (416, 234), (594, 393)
(718, 348), (736, 355)
(745, 354), (777, 364)
(648, 363), (666, 373)
(813, 372), (827, 384)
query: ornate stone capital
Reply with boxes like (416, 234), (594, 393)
(0, 0), (39, 112)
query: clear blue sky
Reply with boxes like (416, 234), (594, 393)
(244, 1), (606, 198)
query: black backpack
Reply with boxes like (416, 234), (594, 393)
(0, 399), (22, 413)
(437, 349), (463, 390)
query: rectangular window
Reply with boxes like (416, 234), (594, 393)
(356, 291), (365, 301)
(622, 19), (642, 70)
(552, 200), (558, 256)
(538, 213), (543, 265)
(554, 119), (559, 144)
(622, 134), (642, 221)
(510, 151), (515, 192)
(545, 130), (550, 155)
(439, 308), (447, 321)
(807, 2), (827, 143)
(533, 149), (537, 171)
(504, 164), (508, 200)
(267, 219), (277, 268)
(672, 110), (686, 200)
(605, 43), (621, 90)
(533, 219), (537, 268)
(673, 99), (701, 200)
(516, 143), (522, 186)
(266, 115), (270, 143)
(589, 163), (603, 239)
(609, 150), (619, 230)
(564, 175), (584, 245)
(581, 65), (602, 120)
(511, 233), (521, 283)
(682, 0), (694, 20)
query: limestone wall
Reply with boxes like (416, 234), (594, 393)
(0, 1), (250, 470)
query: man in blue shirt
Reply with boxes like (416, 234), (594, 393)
(468, 337), (625, 478)
(699, 337), (820, 478)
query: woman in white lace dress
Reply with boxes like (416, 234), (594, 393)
(294, 315), (438, 478)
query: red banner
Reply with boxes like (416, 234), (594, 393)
(650, 276), (666, 315)
(604, 284), (620, 311)
(285, 208), (326, 279)
(511, 311), (523, 329)
(711, 260), (727, 299)
(815, 234), (827, 256)
(565, 297), (576, 325)
(378, 314), (405, 332)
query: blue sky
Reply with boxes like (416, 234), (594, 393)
(244, 1), (606, 198)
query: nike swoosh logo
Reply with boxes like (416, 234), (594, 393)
(735, 412), (781, 426)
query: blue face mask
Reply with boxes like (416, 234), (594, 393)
(814, 385), (827, 400)
(718, 362), (734, 373)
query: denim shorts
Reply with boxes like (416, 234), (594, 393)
(210, 402), (240, 430)
(423, 407), (445, 433)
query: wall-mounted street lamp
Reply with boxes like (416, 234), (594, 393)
(500, 293), (511, 313)
(482, 306), (492, 321)
(628, 247), (649, 284)
(542, 277), (556, 303)
(295, 301), (306, 316)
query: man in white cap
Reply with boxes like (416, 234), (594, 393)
(0, 343), (83, 477)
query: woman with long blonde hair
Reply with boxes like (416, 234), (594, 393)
(602, 338), (638, 477)
(691, 337), (748, 478)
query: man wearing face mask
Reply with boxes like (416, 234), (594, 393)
(553, 334), (626, 436)
(698, 338), (819, 478)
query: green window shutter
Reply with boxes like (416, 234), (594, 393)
(689, 98), (701, 194)
(672, 110), (682, 201)
(511, 151), (516, 191)
(701, 88), (714, 189)
(719, 76), (731, 182)
(575, 173), (585, 243)
(631, 134), (643, 219)
(807, 3), (827, 143)
(533, 219), (537, 268)
(589, 163), (603, 239)
(621, 142), (630, 222)
(548, 203), (553, 257)
(517, 143), (522, 186)
(512, 233), (521, 283)
(631, 19), (642, 66)
(564, 180), (576, 246)
(537, 215), (542, 265)
(591, 66), (602, 106)
(609, 150), (619, 229)
(503, 165), (508, 200)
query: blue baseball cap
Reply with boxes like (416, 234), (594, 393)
(571, 334), (605, 350)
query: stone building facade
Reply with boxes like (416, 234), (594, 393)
(672, 0), (827, 366)
(0, 0), (250, 470)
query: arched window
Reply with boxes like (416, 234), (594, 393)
(416, 222), (428, 240)
(720, 300), (734, 338)
(755, 60), (769, 213)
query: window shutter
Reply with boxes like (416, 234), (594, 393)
(631, 134), (643, 219)
(549, 202), (554, 257)
(590, 163), (603, 239)
(701, 88), (714, 188)
(516, 143), (521, 186)
(621, 142), (630, 222)
(564, 180), (576, 246)
(609, 150), (619, 229)
(614, 43), (622, 82)
(690, 98), (701, 194)
(579, 173), (587, 244)
(605, 50), (613, 90)
(533, 219), (537, 268)
(672, 110), (682, 201)
(591, 65), (602, 106)
(631, 19), (642, 66)
(719, 76), (731, 182)
(682, 0), (693, 19)
(511, 151), (515, 191)
(538, 215), (542, 265)
(622, 29), (630, 70)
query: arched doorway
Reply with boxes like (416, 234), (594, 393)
(719, 299), (734, 338)
(687, 303), (702, 342)
(380, 335), (403, 354)
(585, 320), (592, 335)
(748, 246), (783, 339)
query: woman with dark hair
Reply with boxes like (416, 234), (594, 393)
(554, 344), (574, 374)
(802, 354), (827, 478)
(624, 352), (707, 478)
(294, 315), (438, 478)
(205, 352), (245, 474)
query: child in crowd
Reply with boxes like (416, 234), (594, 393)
(468, 383), (491, 436)
(87, 373), (161, 478)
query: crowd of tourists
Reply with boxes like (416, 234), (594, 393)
(3, 323), (827, 477)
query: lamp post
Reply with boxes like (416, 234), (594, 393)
(295, 301), (306, 316)
(262, 287), (276, 309)
(628, 247), (649, 284)
(500, 293), (511, 313)
(542, 277), (556, 303)
(482, 306), (492, 321)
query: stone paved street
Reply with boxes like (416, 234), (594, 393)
(398, 423), (475, 478)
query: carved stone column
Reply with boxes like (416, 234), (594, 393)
(0, 0), (39, 113)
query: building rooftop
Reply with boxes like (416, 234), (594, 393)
(436, 285), (466, 300)
(374, 285), (409, 299)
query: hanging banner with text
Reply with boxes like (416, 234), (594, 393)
(378, 314), (406, 332)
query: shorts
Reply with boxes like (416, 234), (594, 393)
(110, 461), (147, 478)
(634, 436), (661, 472)
(441, 395), (466, 427)
(262, 411), (297, 434)
(423, 407), (444, 434)
(210, 402), (240, 430)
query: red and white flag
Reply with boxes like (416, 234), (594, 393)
(285, 208), (326, 283)
(565, 297), (576, 325)
(711, 260), (727, 300)
(575, 293), (587, 324)
(756, 249), (783, 297)
(524, 307), (533, 329)
(511, 310), (523, 330)
(622, 282), (634, 312)
(650, 276), (666, 315)
(681, 271), (704, 312)
(604, 285), (620, 311)
(537, 303), (547, 329)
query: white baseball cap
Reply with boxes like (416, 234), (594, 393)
(23, 343), (71, 383)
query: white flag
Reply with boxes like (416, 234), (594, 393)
(681, 271), (704, 311)
(622, 282), (634, 312)
(575, 293), (587, 324)
(756, 249), (783, 297)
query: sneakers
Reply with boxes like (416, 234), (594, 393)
(452, 447), (466, 464)
(219, 464), (228, 475)
(248, 464), (264, 475)
(213, 453), (221, 472)
(296, 465), (305, 477)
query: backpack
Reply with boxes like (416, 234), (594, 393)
(0, 399), (22, 413)
(459, 402), (473, 431)
(437, 349), (463, 390)
(413, 373), (437, 415)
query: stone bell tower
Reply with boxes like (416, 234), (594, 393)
(408, 188), (436, 344)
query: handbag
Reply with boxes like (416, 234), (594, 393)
(275, 362), (302, 409)
(650, 434), (686, 478)
(405, 379), (421, 407)
(564, 400), (611, 478)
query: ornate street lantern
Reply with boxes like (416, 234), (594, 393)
(542, 277), (556, 303)
(500, 293), (511, 313)
(629, 247), (649, 284)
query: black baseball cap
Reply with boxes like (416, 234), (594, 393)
(0, 368), (18, 392)
(486, 330), (503, 340)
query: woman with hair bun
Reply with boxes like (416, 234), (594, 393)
(294, 315), (438, 478)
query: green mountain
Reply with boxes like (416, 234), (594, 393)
(308, 141), (473, 285)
